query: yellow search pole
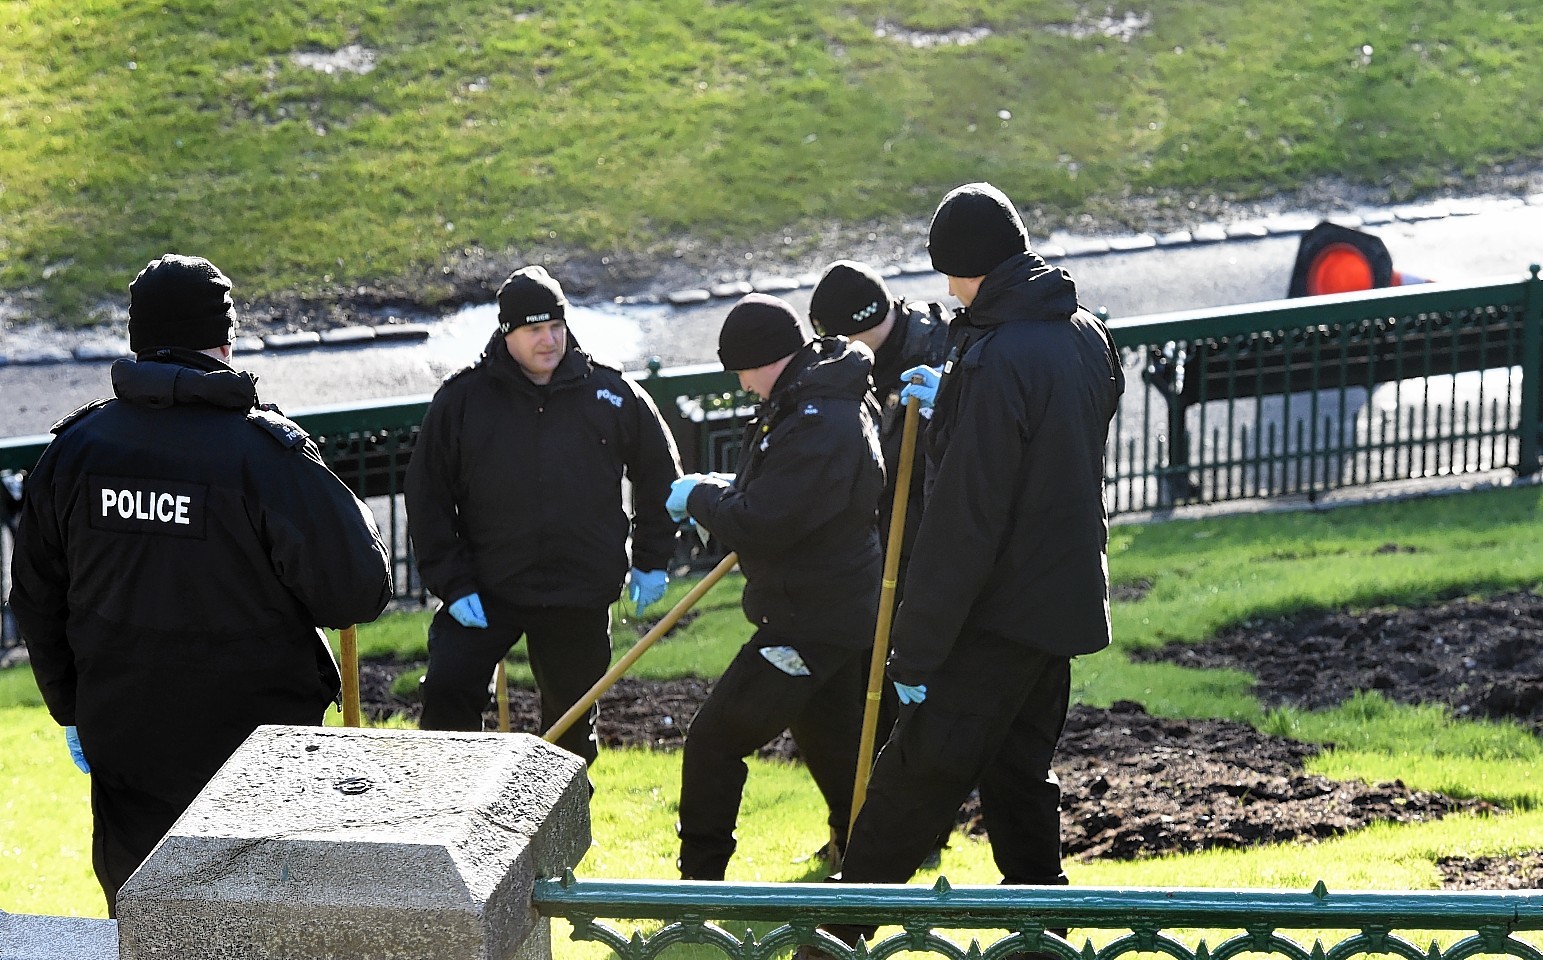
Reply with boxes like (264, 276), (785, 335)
(340, 625), (361, 727)
(543, 551), (738, 744)
(496, 660), (511, 732)
(849, 386), (924, 835)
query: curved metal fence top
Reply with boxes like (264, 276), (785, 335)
(533, 876), (1543, 931)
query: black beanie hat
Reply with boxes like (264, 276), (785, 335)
(809, 260), (893, 335)
(927, 181), (1029, 279)
(496, 265), (568, 334)
(717, 293), (811, 371)
(127, 254), (237, 353)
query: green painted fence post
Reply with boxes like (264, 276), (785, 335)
(1519, 264), (1542, 475)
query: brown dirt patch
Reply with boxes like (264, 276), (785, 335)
(1129, 589), (1543, 731)
(358, 632), (1518, 889)
(1436, 851), (1543, 890)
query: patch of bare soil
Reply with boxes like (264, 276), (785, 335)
(357, 636), (1517, 889)
(1129, 589), (1543, 732)
(1436, 852), (1543, 890)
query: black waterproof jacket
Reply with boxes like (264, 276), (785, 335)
(887, 253), (1124, 684)
(405, 332), (682, 608)
(869, 301), (952, 565)
(9, 350), (392, 801)
(687, 338), (885, 647)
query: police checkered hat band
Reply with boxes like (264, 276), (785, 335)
(809, 260), (893, 336)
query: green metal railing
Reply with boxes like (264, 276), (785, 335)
(1109, 267), (1543, 510)
(3, 268), (1541, 623)
(533, 875), (1543, 960)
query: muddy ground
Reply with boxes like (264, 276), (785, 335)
(357, 590), (1541, 890)
(1129, 587), (1543, 732)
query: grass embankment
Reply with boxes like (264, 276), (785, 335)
(4, 1), (1542, 321)
(3, 484), (1541, 943)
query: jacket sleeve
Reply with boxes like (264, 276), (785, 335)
(886, 360), (1029, 684)
(403, 394), (479, 604)
(8, 448), (78, 725)
(687, 410), (861, 556)
(257, 440), (393, 628)
(624, 380), (682, 572)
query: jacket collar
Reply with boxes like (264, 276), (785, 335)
(110, 352), (259, 410)
(960, 251), (1081, 329)
(483, 330), (594, 392)
(761, 337), (874, 413)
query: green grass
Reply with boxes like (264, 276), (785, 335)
(3, 0), (1542, 322)
(4, 484), (1542, 929)
(0, 706), (97, 916)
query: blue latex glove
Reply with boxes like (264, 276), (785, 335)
(447, 592), (488, 629)
(898, 365), (940, 413)
(893, 681), (928, 705)
(667, 474), (703, 522)
(628, 568), (669, 616)
(64, 726), (89, 774)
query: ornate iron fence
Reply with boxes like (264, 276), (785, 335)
(1107, 268), (1543, 511)
(532, 875), (1543, 960)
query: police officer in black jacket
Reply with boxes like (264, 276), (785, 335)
(9, 254), (393, 916)
(815, 183), (1124, 950)
(809, 258), (955, 867)
(404, 266), (682, 763)
(667, 293), (885, 881)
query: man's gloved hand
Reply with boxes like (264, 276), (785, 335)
(64, 726), (90, 774)
(628, 568), (669, 616)
(899, 365), (940, 416)
(667, 474), (704, 521)
(448, 592), (488, 629)
(893, 681), (928, 705)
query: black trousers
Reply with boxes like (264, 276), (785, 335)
(839, 629), (1072, 886)
(419, 599), (611, 764)
(677, 631), (865, 880)
(89, 773), (192, 918)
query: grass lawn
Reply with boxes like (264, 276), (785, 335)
(2, 483), (1541, 948)
(4, 0), (1542, 321)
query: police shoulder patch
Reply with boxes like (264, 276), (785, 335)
(247, 407), (310, 449)
(50, 398), (113, 436)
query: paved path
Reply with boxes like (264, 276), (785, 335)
(3, 197), (1541, 439)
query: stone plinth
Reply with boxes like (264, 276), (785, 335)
(0, 911), (118, 959)
(116, 726), (589, 960)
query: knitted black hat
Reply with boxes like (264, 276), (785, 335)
(809, 260), (893, 335)
(717, 293), (810, 371)
(127, 254), (237, 353)
(496, 265), (568, 334)
(927, 181), (1029, 278)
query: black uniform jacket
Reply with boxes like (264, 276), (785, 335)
(687, 338), (885, 647)
(9, 350), (393, 800)
(405, 332), (682, 609)
(869, 301), (952, 561)
(887, 252), (1125, 683)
